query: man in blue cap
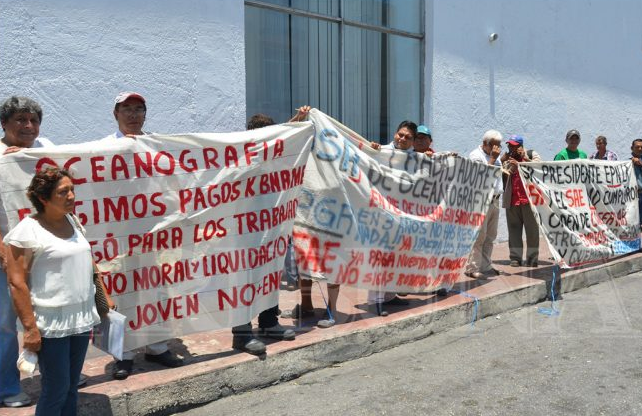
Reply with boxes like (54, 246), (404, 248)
(501, 135), (541, 267)
(414, 125), (434, 156)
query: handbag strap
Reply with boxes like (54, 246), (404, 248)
(68, 213), (86, 236)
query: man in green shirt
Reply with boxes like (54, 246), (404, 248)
(554, 129), (587, 160)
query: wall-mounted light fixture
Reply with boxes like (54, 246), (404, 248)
(489, 33), (498, 42)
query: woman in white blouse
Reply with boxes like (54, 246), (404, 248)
(4, 167), (109, 416)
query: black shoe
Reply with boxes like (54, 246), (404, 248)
(232, 336), (266, 356)
(112, 359), (134, 380)
(370, 302), (389, 317)
(144, 351), (184, 368)
(487, 268), (501, 276)
(464, 271), (485, 279)
(383, 296), (409, 306)
(260, 323), (295, 341)
(510, 260), (521, 267)
(435, 288), (448, 297)
(526, 261), (538, 267)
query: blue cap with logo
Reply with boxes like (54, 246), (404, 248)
(417, 125), (431, 136)
(507, 134), (524, 146)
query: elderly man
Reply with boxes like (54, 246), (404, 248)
(554, 129), (587, 160)
(102, 92), (184, 379)
(589, 135), (618, 160)
(502, 135), (542, 267)
(0, 96), (54, 408)
(465, 130), (503, 279)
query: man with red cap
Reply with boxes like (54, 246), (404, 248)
(103, 91), (149, 140)
(102, 92), (184, 380)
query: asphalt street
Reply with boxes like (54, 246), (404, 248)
(176, 271), (642, 416)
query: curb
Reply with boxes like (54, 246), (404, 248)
(73, 252), (642, 416)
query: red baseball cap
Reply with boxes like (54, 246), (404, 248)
(114, 91), (146, 105)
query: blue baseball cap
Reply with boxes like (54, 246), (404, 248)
(507, 134), (524, 146)
(417, 125), (431, 136)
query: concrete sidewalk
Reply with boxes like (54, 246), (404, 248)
(3, 238), (641, 416)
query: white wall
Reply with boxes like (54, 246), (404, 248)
(425, 0), (642, 242)
(426, 0), (642, 160)
(0, 0), (246, 143)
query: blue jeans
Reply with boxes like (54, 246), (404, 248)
(0, 268), (21, 399)
(36, 332), (90, 416)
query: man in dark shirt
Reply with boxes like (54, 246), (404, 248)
(630, 139), (642, 227)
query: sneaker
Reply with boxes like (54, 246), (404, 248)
(259, 323), (295, 341)
(78, 373), (89, 387)
(2, 392), (31, 408)
(144, 351), (184, 368)
(317, 318), (336, 328)
(112, 359), (134, 380)
(464, 271), (484, 279)
(232, 335), (266, 356)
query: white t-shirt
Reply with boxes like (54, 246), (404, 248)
(0, 137), (55, 236)
(3, 214), (100, 338)
(100, 130), (150, 141)
(381, 142), (414, 152)
(469, 145), (503, 195)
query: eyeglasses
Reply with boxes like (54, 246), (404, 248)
(119, 107), (146, 116)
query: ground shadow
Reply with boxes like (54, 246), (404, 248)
(11, 376), (114, 415)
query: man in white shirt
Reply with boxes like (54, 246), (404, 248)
(465, 130), (503, 279)
(102, 92), (184, 380)
(0, 96), (54, 408)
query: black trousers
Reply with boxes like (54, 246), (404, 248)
(231, 305), (279, 335)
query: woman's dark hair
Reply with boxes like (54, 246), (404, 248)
(396, 120), (418, 137)
(247, 114), (275, 130)
(27, 167), (72, 213)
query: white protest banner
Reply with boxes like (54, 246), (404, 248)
(519, 160), (640, 268)
(292, 110), (500, 293)
(0, 124), (314, 350)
